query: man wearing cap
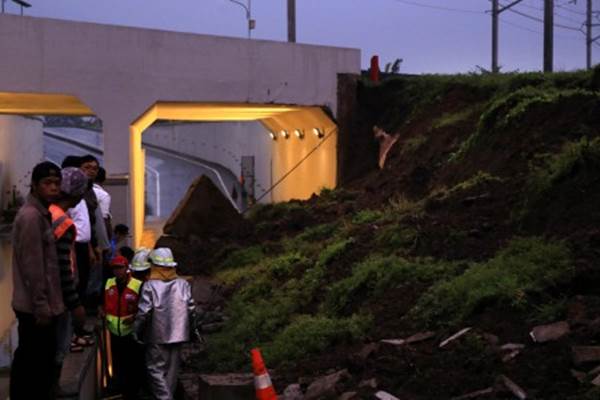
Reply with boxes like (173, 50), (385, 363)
(10, 162), (65, 400)
(103, 255), (144, 399)
(134, 248), (195, 400)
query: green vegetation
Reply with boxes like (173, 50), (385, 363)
(219, 245), (264, 270)
(431, 107), (477, 130)
(323, 255), (463, 315)
(262, 314), (371, 365)
(409, 237), (573, 328)
(352, 209), (384, 225)
(402, 135), (428, 155)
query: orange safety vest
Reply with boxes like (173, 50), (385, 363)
(104, 276), (142, 336)
(49, 204), (77, 276)
(49, 204), (76, 241)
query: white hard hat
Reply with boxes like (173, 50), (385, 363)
(130, 248), (151, 272)
(149, 247), (178, 268)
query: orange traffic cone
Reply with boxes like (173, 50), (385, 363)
(251, 348), (278, 400)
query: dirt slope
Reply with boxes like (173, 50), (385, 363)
(179, 68), (600, 399)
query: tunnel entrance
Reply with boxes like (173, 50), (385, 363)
(130, 102), (338, 247)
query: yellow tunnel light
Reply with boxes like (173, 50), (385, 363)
(312, 127), (324, 138)
(294, 129), (304, 139)
(280, 130), (290, 139)
(268, 131), (277, 140)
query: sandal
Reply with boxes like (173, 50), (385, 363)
(70, 342), (84, 352)
(72, 335), (94, 347)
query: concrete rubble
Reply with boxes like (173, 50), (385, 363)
(529, 321), (570, 343)
(499, 375), (527, 400)
(304, 369), (351, 400)
(373, 126), (400, 169)
(374, 390), (401, 400)
(198, 373), (255, 400)
(572, 346), (600, 365)
(339, 391), (359, 400)
(440, 327), (472, 348)
(450, 387), (494, 400)
(280, 383), (304, 400)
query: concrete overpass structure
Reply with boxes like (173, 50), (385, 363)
(0, 14), (361, 245)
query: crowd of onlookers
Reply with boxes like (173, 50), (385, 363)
(10, 156), (194, 400)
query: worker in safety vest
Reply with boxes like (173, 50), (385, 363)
(103, 255), (144, 399)
(50, 167), (89, 389)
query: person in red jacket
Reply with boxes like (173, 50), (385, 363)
(103, 255), (144, 399)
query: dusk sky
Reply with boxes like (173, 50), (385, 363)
(4, 0), (598, 74)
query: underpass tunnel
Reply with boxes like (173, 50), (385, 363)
(130, 103), (337, 247)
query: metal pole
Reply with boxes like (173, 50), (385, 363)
(492, 0), (499, 73)
(587, 0), (592, 70)
(287, 0), (296, 43)
(544, 0), (554, 72)
(248, 0), (251, 39)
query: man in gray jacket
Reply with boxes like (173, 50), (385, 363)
(134, 247), (194, 400)
(10, 161), (65, 400)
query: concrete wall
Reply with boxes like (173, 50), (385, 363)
(0, 116), (44, 209)
(0, 14), (360, 176)
(0, 115), (43, 368)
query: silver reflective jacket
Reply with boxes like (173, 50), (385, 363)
(134, 278), (195, 344)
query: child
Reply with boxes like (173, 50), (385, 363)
(134, 248), (194, 400)
(103, 255), (144, 399)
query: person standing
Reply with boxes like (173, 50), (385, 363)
(134, 248), (195, 400)
(103, 255), (144, 399)
(49, 167), (89, 387)
(10, 162), (65, 400)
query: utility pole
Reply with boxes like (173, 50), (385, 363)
(492, 0), (499, 73)
(544, 0), (554, 72)
(491, 0), (524, 73)
(287, 0), (296, 43)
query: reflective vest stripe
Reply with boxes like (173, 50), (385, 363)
(105, 277), (141, 336)
(49, 205), (76, 241)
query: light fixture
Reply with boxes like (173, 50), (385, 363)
(280, 130), (290, 139)
(312, 127), (324, 138)
(268, 131), (277, 140)
(294, 129), (304, 139)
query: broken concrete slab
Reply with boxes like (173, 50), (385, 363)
(359, 378), (378, 389)
(529, 321), (570, 343)
(501, 350), (521, 363)
(163, 175), (247, 239)
(198, 373), (255, 400)
(281, 383), (304, 400)
(592, 374), (600, 387)
(500, 343), (525, 351)
(356, 343), (380, 361)
(380, 338), (405, 346)
(482, 333), (500, 346)
(339, 392), (359, 400)
(499, 375), (527, 400)
(305, 370), (350, 400)
(571, 369), (587, 383)
(440, 327), (472, 348)
(587, 365), (600, 376)
(572, 346), (600, 365)
(405, 331), (436, 344)
(373, 126), (400, 169)
(450, 387), (494, 400)
(374, 390), (401, 400)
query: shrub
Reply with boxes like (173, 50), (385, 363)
(410, 237), (573, 327)
(352, 209), (384, 225)
(318, 237), (355, 266)
(296, 222), (339, 242)
(262, 314), (372, 365)
(219, 245), (264, 270)
(323, 255), (463, 315)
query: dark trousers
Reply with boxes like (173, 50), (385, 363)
(110, 333), (144, 400)
(10, 311), (58, 400)
(75, 241), (91, 307)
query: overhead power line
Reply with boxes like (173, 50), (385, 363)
(505, 5), (585, 31)
(392, 0), (484, 15)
